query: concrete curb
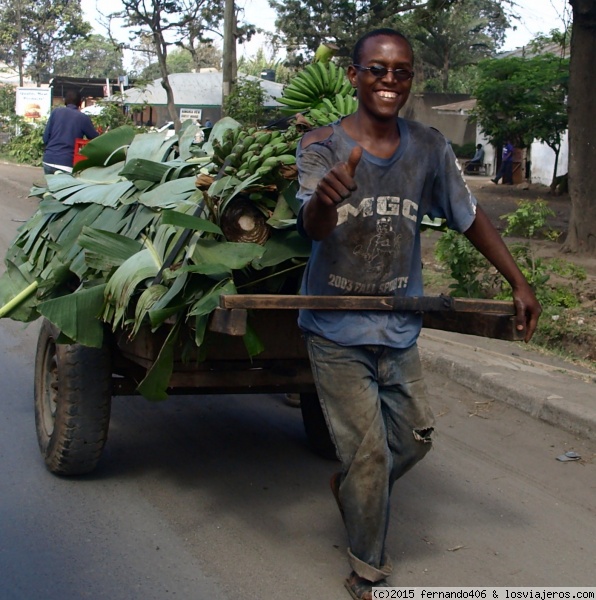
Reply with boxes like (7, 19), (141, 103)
(418, 331), (596, 441)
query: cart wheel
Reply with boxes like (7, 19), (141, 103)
(300, 392), (337, 461)
(34, 320), (112, 475)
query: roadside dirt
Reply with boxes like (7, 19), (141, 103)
(421, 176), (596, 367)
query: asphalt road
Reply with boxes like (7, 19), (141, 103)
(1, 163), (595, 599)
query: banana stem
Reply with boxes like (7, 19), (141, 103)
(0, 281), (39, 318)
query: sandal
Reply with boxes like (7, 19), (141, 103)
(330, 472), (346, 524)
(344, 572), (388, 600)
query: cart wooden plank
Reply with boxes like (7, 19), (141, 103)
(219, 294), (515, 314)
(212, 295), (523, 341)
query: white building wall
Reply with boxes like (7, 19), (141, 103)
(475, 124), (569, 185)
(529, 130), (569, 185)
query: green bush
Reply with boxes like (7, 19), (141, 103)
(500, 199), (555, 238)
(434, 229), (500, 297)
(91, 101), (135, 131)
(3, 118), (45, 166)
(434, 201), (583, 311)
(223, 78), (268, 127)
(452, 142), (476, 159)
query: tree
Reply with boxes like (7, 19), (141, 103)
(270, 0), (515, 64)
(139, 45), (221, 80)
(52, 34), (123, 79)
(0, 0), (90, 85)
(108, 0), (224, 128)
(402, 0), (508, 92)
(237, 47), (293, 84)
(222, 76), (267, 126)
(472, 53), (569, 187)
(565, 0), (596, 254)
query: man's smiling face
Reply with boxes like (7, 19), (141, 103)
(348, 34), (414, 121)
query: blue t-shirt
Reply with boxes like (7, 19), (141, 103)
(502, 142), (514, 163)
(296, 118), (477, 349)
(42, 104), (99, 168)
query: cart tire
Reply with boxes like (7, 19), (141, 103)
(34, 320), (112, 475)
(300, 393), (337, 460)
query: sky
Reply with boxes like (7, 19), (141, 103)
(80, 0), (571, 69)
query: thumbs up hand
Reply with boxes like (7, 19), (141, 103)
(314, 145), (363, 207)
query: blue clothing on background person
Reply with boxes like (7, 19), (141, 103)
(464, 144), (485, 173)
(42, 95), (99, 174)
(492, 140), (514, 184)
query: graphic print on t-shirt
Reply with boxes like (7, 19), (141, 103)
(353, 216), (401, 276)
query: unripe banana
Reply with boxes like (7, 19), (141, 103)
(270, 141), (290, 156)
(316, 61), (330, 91)
(305, 64), (324, 96)
(276, 154), (296, 165)
(255, 131), (272, 145)
(259, 146), (276, 161)
(261, 156), (284, 168)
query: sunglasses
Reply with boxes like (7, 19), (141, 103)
(353, 64), (415, 81)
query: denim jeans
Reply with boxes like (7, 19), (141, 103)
(305, 332), (435, 582)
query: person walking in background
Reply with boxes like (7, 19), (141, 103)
(464, 143), (485, 174)
(296, 29), (541, 600)
(491, 139), (514, 184)
(42, 89), (99, 175)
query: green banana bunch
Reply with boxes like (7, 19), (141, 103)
(212, 126), (257, 167)
(215, 125), (302, 181)
(278, 61), (355, 115)
(304, 92), (359, 127)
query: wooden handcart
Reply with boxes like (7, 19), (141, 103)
(33, 295), (521, 476)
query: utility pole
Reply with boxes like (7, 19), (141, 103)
(222, 0), (236, 112)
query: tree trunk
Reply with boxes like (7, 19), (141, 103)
(154, 33), (179, 128)
(564, 0), (596, 253)
(222, 0), (236, 111)
(549, 146), (560, 191)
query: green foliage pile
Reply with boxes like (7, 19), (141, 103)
(0, 116), (314, 399)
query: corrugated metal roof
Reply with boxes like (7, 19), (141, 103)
(432, 99), (477, 114)
(118, 72), (284, 107)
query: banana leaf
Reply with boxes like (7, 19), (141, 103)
(267, 191), (298, 228)
(122, 204), (161, 239)
(74, 162), (127, 184)
(138, 178), (198, 209)
(200, 117), (241, 155)
(177, 121), (202, 161)
(37, 284), (107, 348)
(103, 247), (163, 329)
(0, 260), (38, 321)
(62, 181), (136, 207)
(189, 278), (236, 319)
(160, 209), (223, 236)
(126, 130), (178, 163)
(136, 319), (181, 401)
(191, 239), (265, 270)
(78, 227), (144, 272)
(73, 126), (136, 173)
(243, 321), (265, 358)
(132, 284), (169, 338)
(251, 230), (312, 270)
(119, 156), (197, 185)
